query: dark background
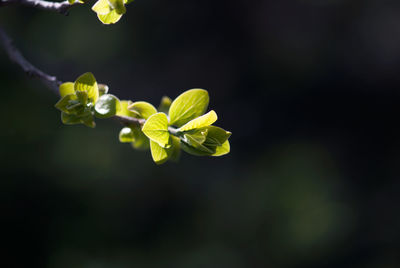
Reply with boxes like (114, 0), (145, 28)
(1, 0), (400, 267)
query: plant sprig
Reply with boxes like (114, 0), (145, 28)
(55, 72), (232, 164)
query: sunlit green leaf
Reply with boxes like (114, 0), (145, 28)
(150, 140), (171, 164)
(169, 89), (209, 127)
(97, 9), (123, 24)
(142, 112), (170, 147)
(108, 0), (126, 14)
(119, 127), (134, 143)
(59, 82), (74, 97)
(94, 94), (121, 118)
(158, 96), (172, 114)
(116, 100), (136, 117)
(124, 0), (134, 4)
(92, 0), (111, 14)
(179, 110), (217, 131)
(74, 72), (99, 103)
(212, 140), (230, 156)
(128, 101), (157, 119)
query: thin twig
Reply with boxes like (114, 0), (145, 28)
(0, 26), (145, 127)
(0, 0), (80, 15)
(0, 25), (61, 93)
(113, 115), (145, 127)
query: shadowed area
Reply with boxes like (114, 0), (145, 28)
(1, 0), (400, 267)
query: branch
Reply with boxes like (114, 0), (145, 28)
(0, 0), (80, 15)
(0, 26), (145, 127)
(0, 26), (61, 93)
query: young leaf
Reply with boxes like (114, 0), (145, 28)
(59, 82), (74, 97)
(150, 140), (171, 165)
(212, 140), (230, 156)
(178, 110), (217, 131)
(168, 89), (209, 127)
(158, 96), (172, 114)
(55, 94), (78, 114)
(76, 90), (88, 105)
(94, 94), (121, 118)
(108, 0), (126, 14)
(184, 128), (208, 144)
(98, 84), (109, 96)
(80, 114), (96, 128)
(61, 112), (81, 125)
(183, 133), (215, 154)
(117, 100), (137, 117)
(203, 126), (231, 147)
(97, 9), (123, 24)
(128, 101), (157, 119)
(92, 0), (112, 14)
(74, 72), (99, 103)
(142, 112), (170, 147)
(181, 141), (213, 156)
(119, 127), (134, 143)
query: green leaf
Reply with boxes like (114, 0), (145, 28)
(59, 82), (74, 97)
(131, 127), (150, 150)
(183, 133), (215, 154)
(76, 90), (88, 105)
(142, 113), (170, 147)
(94, 94), (121, 118)
(97, 9), (123, 24)
(92, 0), (112, 14)
(117, 100), (136, 117)
(179, 110), (217, 131)
(128, 101), (157, 119)
(168, 89), (209, 127)
(55, 94), (78, 114)
(108, 0), (126, 14)
(74, 72), (99, 103)
(158, 96), (172, 114)
(212, 140), (230, 156)
(181, 140), (213, 156)
(203, 126), (231, 147)
(98, 84), (109, 96)
(184, 128), (208, 144)
(119, 127), (134, 143)
(80, 114), (96, 128)
(124, 0), (134, 4)
(150, 140), (171, 165)
(61, 112), (81, 125)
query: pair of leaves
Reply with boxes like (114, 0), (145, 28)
(92, 0), (132, 24)
(55, 72), (100, 128)
(117, 100), (158, 150)
(181, 126), (231, 157)
(141, 89), (231, 164)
